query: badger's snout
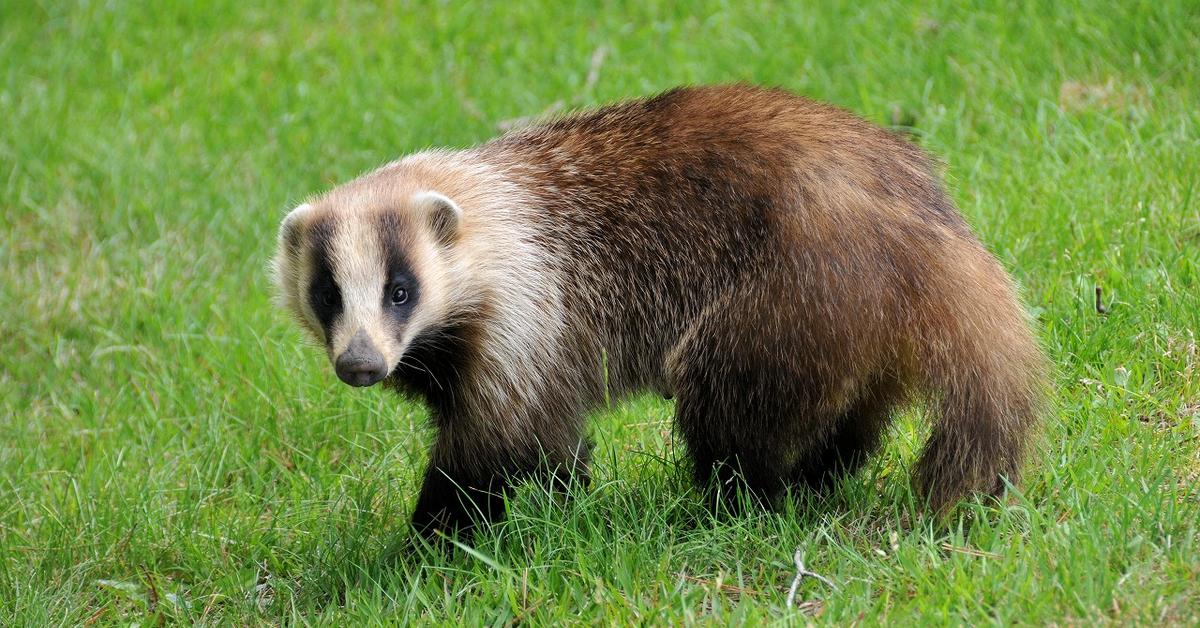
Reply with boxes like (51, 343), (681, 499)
(335, 330), (387, 387)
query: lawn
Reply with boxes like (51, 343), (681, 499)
(2, 0), (1198, 624)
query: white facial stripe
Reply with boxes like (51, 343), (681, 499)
(328, 214), (394, 363)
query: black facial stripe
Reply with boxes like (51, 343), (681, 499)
(376, 212), (420, 325)
(307, 216), (342, 340)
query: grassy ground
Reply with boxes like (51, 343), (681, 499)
(2, 0), (1198, 624)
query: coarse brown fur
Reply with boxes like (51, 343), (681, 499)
(273, 84), (1048, 538)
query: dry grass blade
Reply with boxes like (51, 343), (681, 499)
(940, 543), (1002, 560)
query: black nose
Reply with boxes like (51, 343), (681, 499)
(335, 331), (387, 387)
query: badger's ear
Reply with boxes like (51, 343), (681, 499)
(412, 191), (462, 245)
(279, 202), (314, 250)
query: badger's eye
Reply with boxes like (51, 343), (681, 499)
(321, 289), (339, 307)
(390, 285), (408, 306)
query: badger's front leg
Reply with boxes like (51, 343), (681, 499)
(410, 413), (590, 540)
(409, 461), (509, 539)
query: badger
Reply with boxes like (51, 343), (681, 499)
(272, 85), (1047, 537)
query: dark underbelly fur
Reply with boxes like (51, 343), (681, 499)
(384, 322), (474, 420)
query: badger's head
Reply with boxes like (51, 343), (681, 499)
(272, 187), (464, 387)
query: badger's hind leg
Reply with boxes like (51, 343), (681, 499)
(671, 369), (787, 510)
(668, 300), (840, 513)
(792, 378), (901, 493)
(673, 390), (800, 512)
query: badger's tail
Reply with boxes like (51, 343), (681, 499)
(913, 249), (1048, 512)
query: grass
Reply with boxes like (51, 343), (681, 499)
(2, 0), (1198, 624)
